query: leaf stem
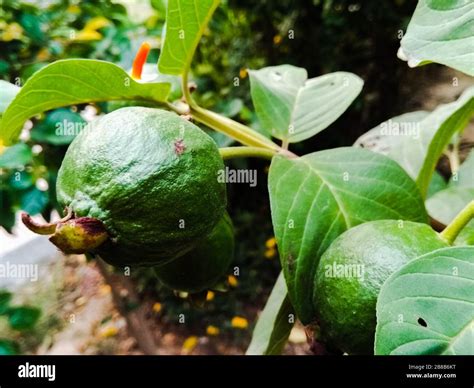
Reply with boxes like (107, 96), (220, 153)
(219, 146), (277, 161)
(440, 200), (474, 245)
(448, 140), (461, 174)
(181, 69), (196, 110)
(180, 69), (293, 155)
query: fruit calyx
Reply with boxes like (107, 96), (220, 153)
(22, 208), (109, 254)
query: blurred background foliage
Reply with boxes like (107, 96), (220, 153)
(1, 0), (429, 342)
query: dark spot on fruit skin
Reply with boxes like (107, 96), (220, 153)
(418, 318), (428, 327)
(174, 139), (186, 156)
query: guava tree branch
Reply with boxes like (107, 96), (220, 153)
(220, 146), (276, 161)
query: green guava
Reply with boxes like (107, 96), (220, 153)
(313, 220), (448, 355)
(49, 107), (226, 266)
(155, 212), (234, 293)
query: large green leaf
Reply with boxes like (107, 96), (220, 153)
(375, 246), (474, 355)
(0, 81), (20, 114)
(417, 90), (474, 199)
(158, 0), (220, 75)
(427, 187), (474, 225)
(353, 111), (429, 156)
(0, 59), (171, 145)
(450, 150), (474, 188)
(269, 147), (428, 324)
(427, 171), (447, 199)
(355, 88), (474, 191)
(399, 0), (474, 76)
(246, 272), (295, 355)
(249, 65), (363, 143)
(426, 186), (474, 245)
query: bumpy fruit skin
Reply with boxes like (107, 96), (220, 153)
(56, 107), (226, 266)
(155, 213), (234, 293)
(313, 220), (448, 355)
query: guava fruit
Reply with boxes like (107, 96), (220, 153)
(155, 212), (234, 293)
(24, 107), (227, 267)
(313, 220), (448, 355)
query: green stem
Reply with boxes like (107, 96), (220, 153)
(440, 200), (474, 245)
(180, 69), (290, 155)
(181, 70), (196, 110)
(219, 146), (276, 161)
(191, 105), (283, 151)
(449, 140), (461, 174)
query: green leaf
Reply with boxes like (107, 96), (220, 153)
(399, 0), (474, 76)
(246, 272), (295, 355)
(426, 186), (474, 245)
(158, 0), (220, 75)
(7, 306), (41, 331)
(427, 187), (474, 226)
(0, 59), (171, 145)
(353, 111), (429, 155)
(0, 143), (33, 169)
(355, 88), (474, 187)
(450, 150), (474, 188)
(20, 187), (49, 216)
(427, 171), (447, 199)
(375, 246), (474, 355)
(31, 108), (86, 146)
(0, 81), (20, 114)
(269, 147), (428, 323)
(249, 65), (363, 143)
(0, 339), (19, 355)
(0, 291), (12, 315)
(417, 90), (474, 199)
(9, 171), (34, 190)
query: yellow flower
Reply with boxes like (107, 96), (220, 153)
(239, 68), (247, 79)
(206, 325), (220, 336)
(182, 336), (198, 352)
(264, 248), (277, 259)
(0, 139), (5, 155)
(265, 237), (277, 249)
(227, 275), (238, 288)
(1, 23), (24, 42)
(100, 325), (118, 338)
(152, 302), (162, 313)
(206, 291), (215, 301)
(231, 316), (248, 329)
(273, 34), (282, 45)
